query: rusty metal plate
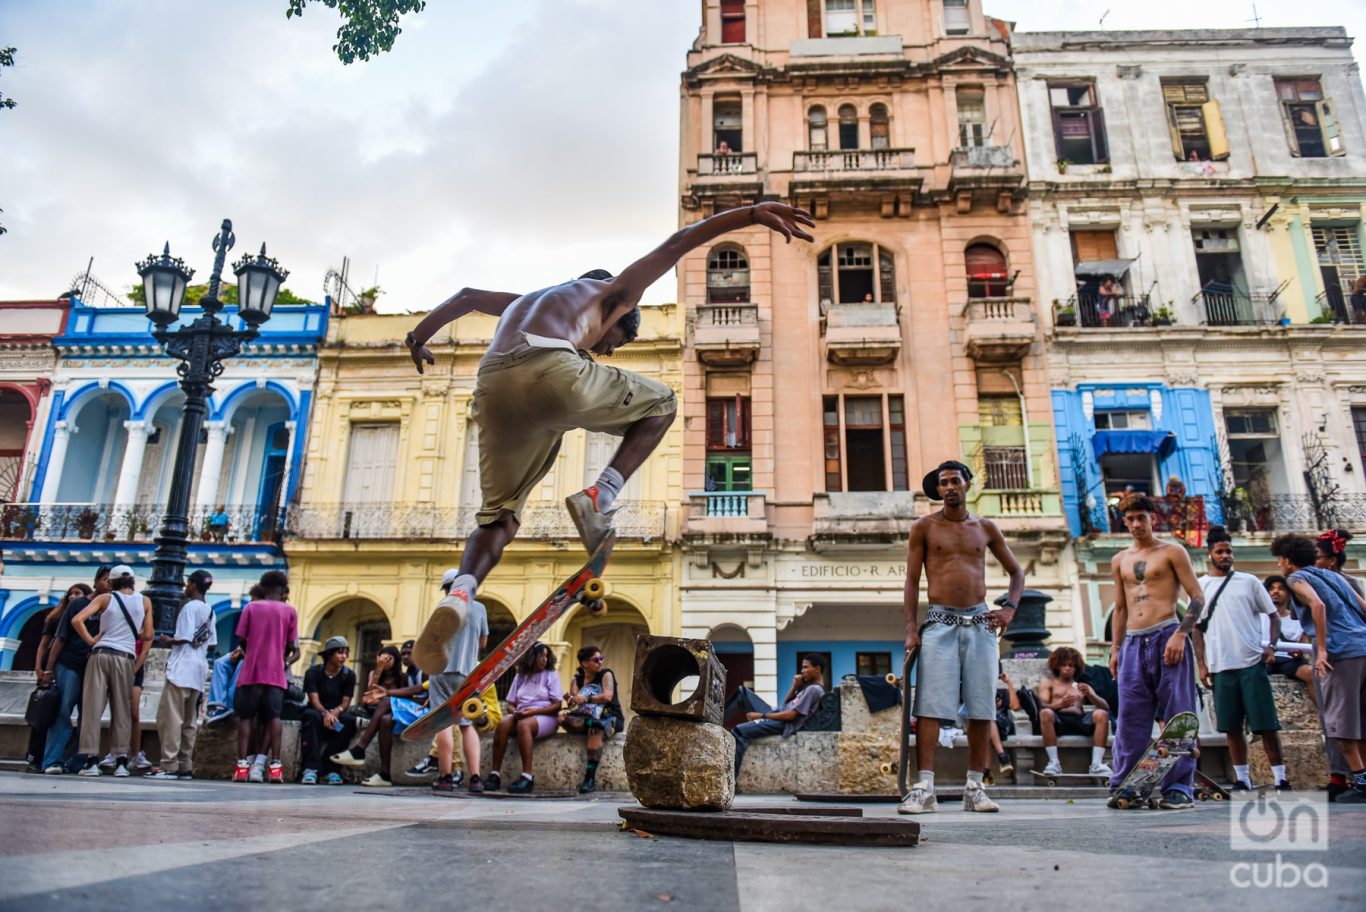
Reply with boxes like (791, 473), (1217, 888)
(618, 807), (919, 846)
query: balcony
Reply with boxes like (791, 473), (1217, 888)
(790, 148), (924, 198)
(962, 296), (1035, 361)
(1222, 492), (1366, 534)
(811, 492), (918, 543)
(694, 302), (760, 367)
(689, 153), (763, 204)
(686, 491), (767, 536)
(1054, 293), (1155, 330)
(948, 146), (1025, 211)
(287, 500), (668, 543)
(0, 503), (285, 545)
(1313, 288), (1365, 325)
(1196, 289), (1280, 326)
(823, 301), (901, 365)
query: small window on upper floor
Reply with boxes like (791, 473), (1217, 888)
(1049, 82), (1108, 165)
(870, 103), (890, 150)
(817, 242), (896, 306)
(707, 246), (750, 304)
(817, 0), (876, 38)
(1276, 77), (1345, 158)
(1094, 410), (1152, 431)
(720, 0), (746, 44)
(966, 243), (1009, 298)
(838, 104), (859, 150)
(713, 98), (743, 154)
(957, 88), (986, 149)
(1162, 80), (1229, 162)
(944, 0), (970, 36)
(808, 105), (828, 151)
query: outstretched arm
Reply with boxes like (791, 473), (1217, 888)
(405, 287), (521, 373)
(601, 202), (814, 328)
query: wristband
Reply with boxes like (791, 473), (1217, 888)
(749, 205), (757, 225)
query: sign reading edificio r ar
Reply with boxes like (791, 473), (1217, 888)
(789, 562), (907, 580)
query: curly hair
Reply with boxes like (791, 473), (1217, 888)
(1047, 646), (1085, 678)
(1270, 533), (1317, 570)
(516, 642), (557, 676)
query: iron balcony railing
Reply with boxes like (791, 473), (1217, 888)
(1195, 289), (1280, 326)
(1313, 287), (1363, 325)
(792, 148), (917, 172)
(0, 503), (286, 544)
(1056, 292), (1154, 329)
(982, 446), (1030, 491)
(286, 500), (668, 542)
(1221, 492), (1366, 533)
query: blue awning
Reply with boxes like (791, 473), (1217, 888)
(1092, 430), (1177, 459)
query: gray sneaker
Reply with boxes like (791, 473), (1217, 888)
(897, 782), (938, 815)
(962, 781), (1000, 813)
(565, 489), (614, 554)
(413, 589), (468, 674)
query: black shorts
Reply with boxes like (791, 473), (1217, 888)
(235, 684), (285, 722)
(1267, 655), (1307, 679)
(1054, 711), (1096, 737)
(133, 664), (145, 688)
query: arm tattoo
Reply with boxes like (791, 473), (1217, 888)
(1179, 595), (1205, 634)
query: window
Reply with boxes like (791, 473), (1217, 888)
(825, 0), (858, 36)
(856, 652), (892, 677)
(1094, 410), (1152, 430)
(813, 0), (876, 37)
(838, 104), (859, 150)
(808, 105), (828, 151)
(862, 0), (876, 34)
(818, 242), (896, 306)
(706, 396), (751, 494)
(944, 0), (969, 35)
(1224, 409), (1277, 437)
(720, 0), (746, 44)
(1162, 81), (1228, 161)
(1353, 408), (1366, 468)
(982, 446), (1028, 490)
(1276, 78), (1344, 158)
(957, 88), (986, 148)
(1224, 408), (1285, 502)
(1192, 227), (1248, 323)
(869, 103), (890, 150)
(1312, 225), (1364, 321)
(707, 246), (750, 303)
(713, 98), (742, 154)
(965, 243), (1008, 298)
(1049, 83), (1108, 165)
(822, 394), (907, 492)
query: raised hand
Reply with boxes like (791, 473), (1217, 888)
(406, 333), (436, 374)
(752, 202), (816, 244)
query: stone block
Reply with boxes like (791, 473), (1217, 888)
(1249, 732), (1329, 788)
(630, 635), (726, 725)
(835, 733), (899, 794)
(192, 718), (301, 781)
(1269, 678), (1319, 731)
(735, 731), (840, 794)
(624, 715), (734, 810)
(838, 679), (901, 739)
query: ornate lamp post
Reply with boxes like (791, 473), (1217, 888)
(137, 219), (287, 634)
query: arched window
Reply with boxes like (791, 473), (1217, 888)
(869, 103), (890, 150)
(808, 106), (828, 151)
(966, 242), (1009, 298)
(817, 242), (896, 306)
(838, 104), (859, 150)
(707, 245), (750, 303)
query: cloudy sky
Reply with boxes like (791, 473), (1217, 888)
(1, 0), (1363, 313)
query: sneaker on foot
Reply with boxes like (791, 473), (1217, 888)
(43, 765), (64, 775)
(176, 771), (194, 781)
(97, 752), (116, 770)
(78, 761), (102, 778)
(1042, 759), (1063, 776)
(406, 756), (439, 778)
(113, 761), (130, 778)
(324, 772), (343, 785)
(432, 774), (456, 794)
(1158, 789), (1193, 809)
(468, 774), (484, 794)
(248, 759), (265, 783)
(1232, 781), (1252, 791)
(360, 772), (392, 788)
(268, 761), (284, 784)
(233, 759), (250, 782)
(131, 751), (152, 771)
(1089, 761), (1113, 777)
(997, 753), (1015, 777)
(452, 770), (465, 788)
(963, 782), (1000, 813)
(1275, 779), (1293, 792)
(301, 769), (318, 785)
(897, 783), (937, 815)
(565, 488), (614, 554)
(507, 775), (535, 794)
(330, 745), (367, 767)
(143, 769), (173, 779)
(485, 771), (502, 792)
(1336, 786), (1366, 803)
(414, 589), (469, 674)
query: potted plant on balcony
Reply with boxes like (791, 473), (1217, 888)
(75, 508), (100, 540)
(1152, 305), (1175, 326)
(1053, 299), (1077, 327)
(1056, 159), (1071, 174)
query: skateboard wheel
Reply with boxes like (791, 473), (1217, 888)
(1187, 746), (1201, 760)
(583, 578), (606, 600)
(588, 599), (608, 618)
(885, 673), (898, 685)
(879, 762), (893, 775)
(1197, 792), (1209, 801)
(1046, 778), (1057, 787)
(1212, 791), (1225, 801)
(1116, 798), (1130, 810)
(460, 697), (485, 721)
(1147, 797), (1161, 809)
(1156, 746), (1169, 759)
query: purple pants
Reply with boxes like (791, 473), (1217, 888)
(1110, 621), (1197, 798)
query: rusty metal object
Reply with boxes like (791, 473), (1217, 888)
(630, 634), (726, 724)
(617, 807), (919, 846)
(732, 805), (862, 817)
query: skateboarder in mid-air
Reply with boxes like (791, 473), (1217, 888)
(404, 202), (815, 670)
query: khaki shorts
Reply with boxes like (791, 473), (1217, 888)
(473, 343), (675, 526)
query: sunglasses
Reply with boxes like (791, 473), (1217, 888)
(587, 656), (604, 663)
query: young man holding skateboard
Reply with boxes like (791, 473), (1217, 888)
(900, 460), (1025, 814)
(405, 202), (815, 673)
(1107, 493), (1206, 809)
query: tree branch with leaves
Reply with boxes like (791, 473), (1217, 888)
(285, 0), (426, 64)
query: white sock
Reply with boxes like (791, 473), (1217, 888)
(916, 770), (935, 793)
(592, 466), (625, 511)
(966, 770), (985, 785)
(1045, 746), (1060, 763)
(1272, 764), (1287, 783)
(449, 574), (477, 599)
(1234, 764), (1250, 785)
(520, 772), (533, 782)
(1092, 746), (1106, 765)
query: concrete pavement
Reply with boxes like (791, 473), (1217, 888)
(0, 772), (1362, 911)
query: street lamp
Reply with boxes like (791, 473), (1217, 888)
(136, 219), (288, 634)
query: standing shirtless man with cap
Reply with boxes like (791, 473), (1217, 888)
(900, 460), (1024, 814)
(405, 201), (814, 673)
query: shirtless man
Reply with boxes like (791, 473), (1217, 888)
(404, 202), (815, 672)
(1107, 492), (1205, 809)
(899, 460), (1025, 814)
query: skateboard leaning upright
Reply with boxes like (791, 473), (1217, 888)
(876, 648), (920, 797)
(401, 532), (615, 743)
(1107, 711), (1201, 809)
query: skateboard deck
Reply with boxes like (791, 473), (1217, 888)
(875, 649), (918, 798)
(1029, 769), (1109, 787)
(1194, 769), (1231, 801)
(1108, 711), (1201, 808)
(401, 533), (615, 743)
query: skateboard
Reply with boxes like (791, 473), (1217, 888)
(401, 532), (615, 743)
(1029, 769), (1109, 787)
(1194, 769), (1231, 801)
(876, 649), (918, 798)
(1106, 711), (1201, 809)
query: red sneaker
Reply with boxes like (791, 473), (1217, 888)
(267, 760), (284, 784)
(233, 759), (250, 783)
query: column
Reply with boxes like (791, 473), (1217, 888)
(278, 420), (298, 502)
(194, 421), (230, 509)
(37, 421), (74, 503)
(111, 420), (151, 507)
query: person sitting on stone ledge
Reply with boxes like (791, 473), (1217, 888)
(487, 642), (562, 794)
(1263, 575), (1316, 698)
(731, 655), (827, 783)
(560, 644), (625, 794)
(299, 636), (357, 785)
(1037, 646), (1112, 778)
(331, 644), (409, 787)
(991, 667), (1021, 778)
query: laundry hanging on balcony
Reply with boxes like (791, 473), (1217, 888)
(1091, 430), (1177, 460)
(1074, 258), (1137, 278)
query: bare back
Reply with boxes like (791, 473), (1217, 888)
(1112, 541), (1186, 629)
(489, 279), (619, 353)
(917, 512), (994, 608)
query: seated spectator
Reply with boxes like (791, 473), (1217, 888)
(732, 655), (826, 781)
(992, 668), (1021, 777)
(207, 647), (244, 722)
(487, 642), (562, 794)
(1263, 574), (1316, 698)
(208, 506), (231, 542)
(300, 636), (357, 785)
(332, 644), (420, 787)
(560, 645), (624, 794)
(72, 565), (153, 777)
(147, 570), (216, 779)
(1037, 646), (1111, 777)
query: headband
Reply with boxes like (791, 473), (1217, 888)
(1318, 531), (1347, 555)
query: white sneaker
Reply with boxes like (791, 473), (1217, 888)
(131, 751), (152, 771)
(113, 762), (130, 778)
(248, 758), (266, 783)
(897, 782), (938, 815)
(1042, 759), (1063, 776)
(97, 752), (116, 770)
(413, 589), (469, 674)
(962, 781), (1000, 813)
(1089, 761), (1113, 777)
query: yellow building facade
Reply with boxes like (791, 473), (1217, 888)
(284, 306), (684, 700)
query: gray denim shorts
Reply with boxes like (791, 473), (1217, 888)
(912, 603), (999, 722)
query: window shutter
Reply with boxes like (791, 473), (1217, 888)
(1050, 108), (1067, 160)
(1092, 107), (1109, 163)
(807, 0), (822, 38)
(1318, 99), (1346, 156)
(1204, 100), (1230, 160)
(706, 400), (724, 449)
(1279, 103), (1301, 157)
(737, 396), (751, 449)
(1166, 104), (1185, 160)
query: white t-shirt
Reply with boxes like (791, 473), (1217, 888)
(1262, 613), (1305, 658)
(1198, 571), (1278, 673)
(166, 598), (217, 691)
